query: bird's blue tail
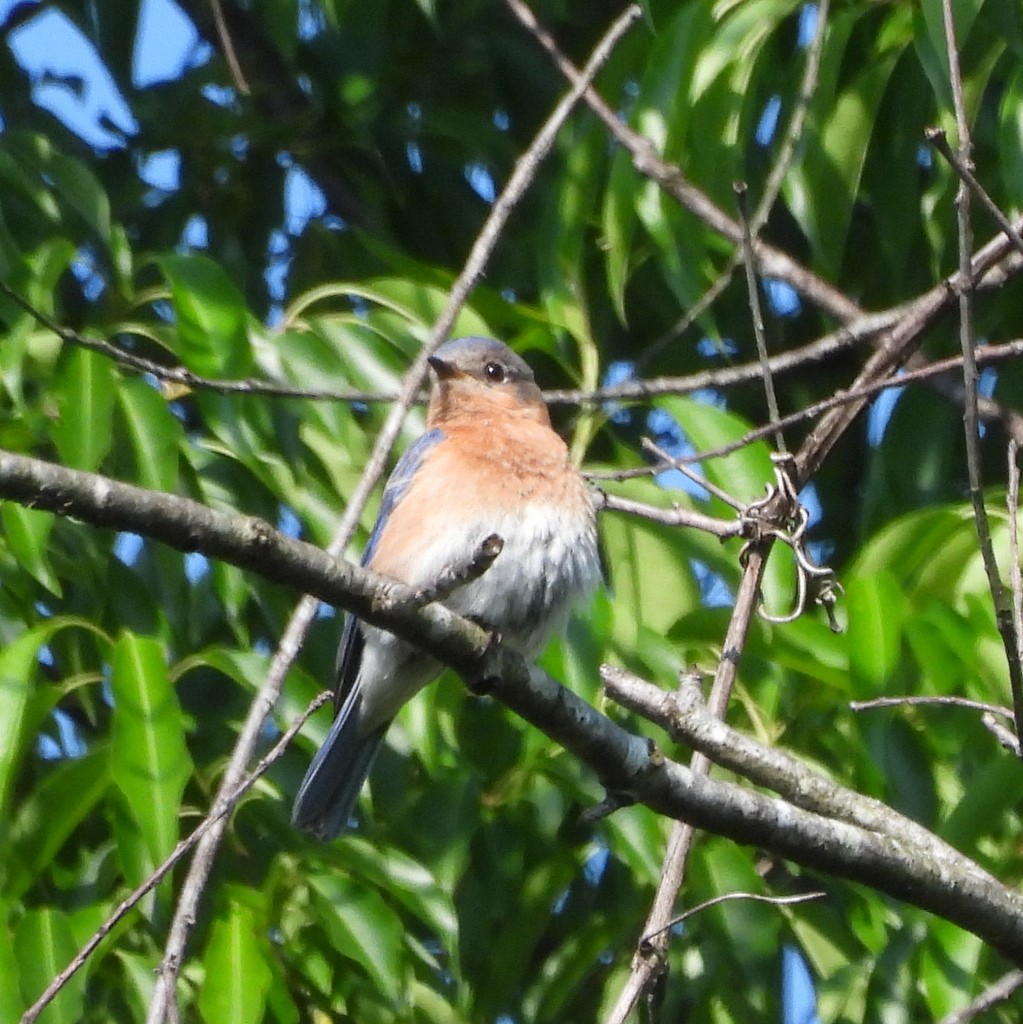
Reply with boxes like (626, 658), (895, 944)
(292, 700), (388, 840)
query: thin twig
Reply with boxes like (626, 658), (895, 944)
(937, 969), (1023, 1024)
(1010, 441), (1023, 673)
(592, 489), (743, 539)
(938, 0), (1023, 756)
(605, 554), (769, 1024)
(662, 339), (1023, 471)
(142, 8), (644, 1022)
(0, 276), (396, 403)
(8, 269), (1020, 428)
(641, 890), (826, 946)
(19, 691), (331, 1024)
(735, 181), (786, 453)
(375, 534), (504, 611)
(927, 128), (1023, 263)
(640, 437), (744, 510)
(850, 695), (1013, 719)
(208, 0), (250, 95)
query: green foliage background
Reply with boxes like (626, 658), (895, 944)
(2, 0), (1023, 1021)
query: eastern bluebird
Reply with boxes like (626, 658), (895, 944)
(293, 336), (601, 840)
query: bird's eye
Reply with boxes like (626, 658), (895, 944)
(484, 361), (506, 383)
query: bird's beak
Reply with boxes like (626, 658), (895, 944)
(427, 355), (462, 380)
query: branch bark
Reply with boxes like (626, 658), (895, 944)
(5, 446), (1023, 977)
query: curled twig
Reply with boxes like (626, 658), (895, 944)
(739, 455), (841, 628)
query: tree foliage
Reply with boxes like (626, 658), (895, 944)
(2, 0), (1023, 1022)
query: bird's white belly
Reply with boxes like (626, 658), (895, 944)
(423, 502), (600, 653)
(356, 501), (600, 729)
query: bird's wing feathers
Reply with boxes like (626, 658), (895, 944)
(333, 427), (446, 710)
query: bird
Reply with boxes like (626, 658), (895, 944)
(292, 336), (602, 840)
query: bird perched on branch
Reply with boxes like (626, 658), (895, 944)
(293, 336), (601, 839)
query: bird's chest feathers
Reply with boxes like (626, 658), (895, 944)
(370, 420), (598, 650)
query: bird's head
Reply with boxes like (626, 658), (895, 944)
(426, 336), (550, 427)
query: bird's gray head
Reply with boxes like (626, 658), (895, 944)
(426, 337), (549, 426)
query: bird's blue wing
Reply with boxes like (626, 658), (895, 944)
(333, 428), (445, 708)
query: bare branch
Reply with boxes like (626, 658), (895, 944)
(142, 9), (645, 1020)
(936, 0), (1023, 756)
(19, 690), (331, 1024)
(6, 446), (1023, 976)
(850, 695), (1013, 719)
(480, 657), (1023, 967)
(937, 969), (1023, 1024)
(592, 488), (743, 539)
(642, 890), (826, 946)
(734, 181), (786, 453)
(593, 665), (1023, 963)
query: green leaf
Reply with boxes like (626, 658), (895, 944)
(5, 750), (110, 900)
(51, 347), (114, 472)
(0, 625), (60, 817)
(1, 504), (61, 595)
(845, 572), (905, 698)
(157, 254), (253, 377)
(46, 152), (113, 245)
(999, 63), (1023, 205)
(116, 378), (181, 492)
(940, 753), (1023, 850)
(109, 633), (192, 868)
(787, 6), (910, 275)
(199, 900), (273, 1024)
(308, 872), (406, 1002)
(0, 917), (23, 1024)
(339, 839), (459, 953)
(14, 908), (86, 1024)
(600, 504), (700, 642)
(113, 952), (157, 1020)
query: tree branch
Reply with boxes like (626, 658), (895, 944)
(5, 446), (1023, 977)
(136, 7), (646, 1019)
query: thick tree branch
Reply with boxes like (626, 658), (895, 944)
(0, 448), (490, 672)
(482, 650), (1023, 967)
(6, 448), (1023, 970)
